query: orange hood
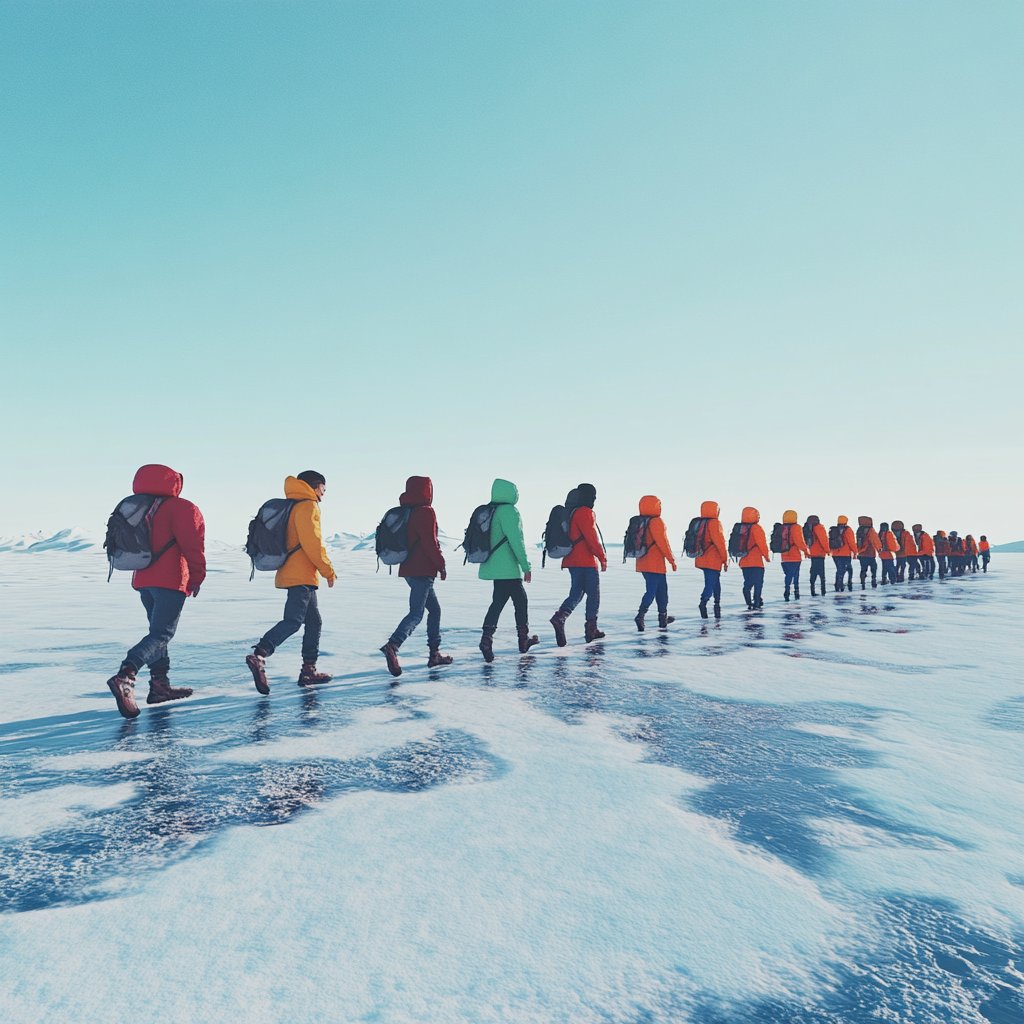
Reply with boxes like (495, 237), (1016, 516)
(742, 506), (759, 524)
(783, 510), (798, 525)
(700, 500), (719, 519)
(639, 495), (661, 517)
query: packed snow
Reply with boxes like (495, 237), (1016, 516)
(1, 546), (1021, 1023)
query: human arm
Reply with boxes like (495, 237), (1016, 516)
(412, 506), (447, 575)
(578, 508), (607, 569)
(651, 517), (677, 570)
(500, 505), (532, 576)
(172, 499), (206, 594)
(296, 502), (336, 581)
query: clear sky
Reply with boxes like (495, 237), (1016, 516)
(2, 1), (1022, 545)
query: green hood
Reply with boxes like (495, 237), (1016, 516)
(490, 478), (519, 505)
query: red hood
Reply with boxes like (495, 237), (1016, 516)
(133, 464), (183, 498)
(400, 476), (433, 507)
(700, 500), (719, 519)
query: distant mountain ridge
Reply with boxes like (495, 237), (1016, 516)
(991, 540), (1024, 553)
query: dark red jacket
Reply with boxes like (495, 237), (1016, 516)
(397, 476), (446, 578)
(130, 464), (206, 594)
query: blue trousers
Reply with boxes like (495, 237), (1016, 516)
(834, 556), (852, 590)
(881, 559), (897, 584)
(639, 571), (668, 613)
(261, 585), (322, 662)
(560, 566), (600, 619)
(741, 566), (764, 604)
(782, 562), (801, 590)
(127, 587), (187, 673)
(858, 556), (877, 582)
(700, 568), (721, 603)
(390, 576), (441, 648)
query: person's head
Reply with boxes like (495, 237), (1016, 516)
(742, 506), (760, 524)
(980, 535), (987, 541)
(700, 500), (719, 519)
(782, 509), (797, 525)
(297, 470), (326, 499)
(837, 515), (848, 526)
(912, 524), (922, 533)
(880, 522), (889, 533)
(576, 483), (597, 508)
(805, 514), (820, 528)
(858, 516), (872, 528)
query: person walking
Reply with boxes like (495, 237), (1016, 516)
(633, 495), (678, 628)
(105, 464), (206, 719)
(891, 520), (918, 582)
(830, 516), (857, 592)
(380, 476), (452, 677)
(804, 515), (830, 597)
(779, 509), (809, 600)
(693, 500), (728, 619)
(934, 530), (950, 579)
(913, 525), (935, 579)
(478, 479), (538, 661)
(965, 535), (979, 572)
(979, 535), (991, 572)
(948, 531), (965, 575)
(734, 506), (769, 609)
(878, 522), (899, 584)
(550, 483), (607, 645)
(246, 472), (336, 693)
(856, 516), (882, 589)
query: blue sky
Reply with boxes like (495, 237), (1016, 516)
(2, 1), (1021, 544)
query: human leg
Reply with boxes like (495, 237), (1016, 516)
(127, 587), (187, 672)
(751, 566), (765, 606)
(484, 580), (513, 629)
(260, 586), (316, 655)
(389, 577), (432, 649)
(741, 566), (755, 607)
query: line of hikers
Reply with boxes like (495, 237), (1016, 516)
(100, 465), (992, 720)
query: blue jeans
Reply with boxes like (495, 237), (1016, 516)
(700, 568), (721, 603)
(560, 566), (600, 619)
(127, 587), (187, 672)
(390, 576), (441, 648)
(261, 585), (322, 662)
(741, 566), (764, 603)
(782, 562), (801, 589)
(639, 572), (668, 613)
(834, 556), (852, 589)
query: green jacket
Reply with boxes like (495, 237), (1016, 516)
(479, 479), (533, 580)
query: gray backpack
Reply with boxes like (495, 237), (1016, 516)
(245, 498), (308, 580)
(104, 494), (175, 581)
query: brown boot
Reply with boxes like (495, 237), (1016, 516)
(380, 643), (402, 677)
(517, 625), (539, 653)
(479, 626), (496, 663)
(585, 618), (605, 642)
(634, 607), (646, 632)
(428, 644), (453, 668)
(146, 669), (193, 704)
(658, 612), (675, 628)
(550, 609), (570, 648)
(106, 661), (140, 719)
(246, 647), (270, 695)
(298, 662), (332, 687)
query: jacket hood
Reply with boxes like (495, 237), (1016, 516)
(700, 500), (719, 519)
(639, 495), (662, 517)
(805, 515), (820, 528)
(133, 464), (183, 498)
(880, 523), (890, 532)
(858, 516), (873, 527)
(742, 506), (759, 524)
(912, 523), (923, 532)
(891, 520), (904, 531)
(576, 483), (597, 509)
(936, 530), (946, 538)
(284, 476), (319, 502)
(400, 476), (433, 507)
(565, 488), (580, 508)
(837, 515), (849, 526)
(782, 509), (797, 525)
(490, 478), (519, 505)
(948, 531), (958, 538)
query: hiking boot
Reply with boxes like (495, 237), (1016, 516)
(106, 661), (140, 719)
(657, 612), (675, 628)
(847, 581), (853, 592)
(698, 599), (709, 620)
(298, 662), (331, 687)
(517, 625), (540, 653)
(784, 587), (790, 602)
(635, 607), (646, 632)
(860, 577), (867, 590)
(810, 584), (817, 596)
(428, 644), (453, 668)
(713, 602), (722, 619)
(479, 626), (496, 662)
(872, 579), (878, 587)
(754, 597), (763, 609)
(380, 643), (402, 677)
(584, 618), (605, 642)
(550, 609), (570, 648)
(793, 584), (800, 600)
(146, 670), (193, 705)
(246, 647), (270, 695)
(742, 588), (752, 609)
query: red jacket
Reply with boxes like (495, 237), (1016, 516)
(398, 476), (446, 578)
(563, 506), (606, 569)
(807, 522), (830, 558)
(130, 464), (206, 594)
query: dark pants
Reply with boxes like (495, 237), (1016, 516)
(937, 554), (947, 578)
(982, 553), (990, 572)
(742, 566), (764, 605)
(484, 579), (529, 628)
(560, 566), (600, 619)
(834, 556), (852, 590)
(639, 571), (669, 613)
(919, 555), (934, 578)
(859, 556), (877, 583)
(809, 556), (826, 592)
(390, 576), (441, 648)
(700, 568), (722, 603)
(127, 587), (187, 673)
(782, 561), (800, 592)
(881, 558), (897, 584)
(261, 585), (322, 662)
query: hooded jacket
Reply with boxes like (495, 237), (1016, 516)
(857, 517), (883, 557)
(563, 483), (606, 570)
(130, 464), (206, 594)
(879, 525), (898, 560)
(805, 516), (830, 559)
(965, 536), (978, 556)
(830, 518), (857, 558)
(979, 538), (990, 553)
(780, 509), (809, 562)
(275, 477), (336, 589)
(913, 526), (934, 556)
(479, 479), (532, 581)
(695, 501), (728, 571)
(398, 476), (446, 578)
(735, 506), (770, 569)
(636, 495), (678, 574)
(934, 531), (950, 556)
(892, 520), (918, 558)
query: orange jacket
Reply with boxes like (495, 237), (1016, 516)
(879, 530), (898, 559)
(899, 530), (918, 558)
(965, 536), (978, 556)
(830, 524), (857, 558)
(915, 531), (934, 556)
(736, 507), (769, 568)
(563, 506), (606, 570)
(635, 496), (677, 574)
(979, 539), (990, 552)
(857, 527), (882, 557)
(807, 522), (830, 558)
(695, 501), (728, 570)
(781, 512), (808, 562)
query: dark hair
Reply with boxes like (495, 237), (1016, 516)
(576, 483), (597, 508)
(297, 470), (326, 489)
(980, 535), (986, 541)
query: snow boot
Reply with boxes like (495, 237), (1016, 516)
(550, 609), (570, 648)
(635, 606), (647, 631)
(106, 661), (140, 720)
(810, 583), (817, 596)
(784, 586), (790, 602)
(298, 661), (332, 687)
(713, 602), (722, 619)
(428, 643), (453, 667)
(793, 583), (800, 600)
(380, 642), (402, 677)
(755, 596), (764, 610)
(479, 626), (496, 663)
(847, 581), (853, 592)
(146, 669), (193, 705)
(872, 578), (878, 587)
(517, 625), (540, 653)
(698, 599), (709, 619)
(584, 618), (605, 642)
(658, 612), (675, 628)
(246, 647), (271, 694)
(742, 587), (752, 609)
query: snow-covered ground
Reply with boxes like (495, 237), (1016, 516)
(1, 547), (1021, 1023)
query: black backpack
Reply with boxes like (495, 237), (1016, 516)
(375, 506), (414, 571)
(769, 522), (791, 554)
(683, 517), (708, 558)
(856, 524), (870, 548)
(802, 521), (815, 546)
(728, 522), (753, 559)
(460, 503), (509, 565)
(542, 503), (578, 567)
(104, 494), (176, 582)
(623, 515), (652, 562)
(244, 498), (308, 580)
(828, 524), (846, 550)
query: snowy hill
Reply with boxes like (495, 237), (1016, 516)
(0, 528), (99, 553)
(991, 540), (1024, 552)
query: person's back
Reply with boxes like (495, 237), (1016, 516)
(913, 525), (934, 579)
(805, 515), (830, 597)
(856, 516), (882, 589)
(979, 535), (991, 572)
(737, 506), (769, 609)
(550, 483), (607, 645)
(777, 509), (808, 601)
(633, 495), (678, 628)
(695, 500), (728, 618)
(830, 516), (857, 592)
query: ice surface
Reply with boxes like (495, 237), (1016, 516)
(1, 549), (1022, 1022)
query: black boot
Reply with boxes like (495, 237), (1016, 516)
(479, 626), (496, 663)
(755, 596), (763, 609)
(635, 606), (646, 632)
(784, 586), (790, 602)
(713, 602), (721, 619)
(658, 612), (675, 628)
(742, 586), (752, 609)
(699, 599), (709, 619)
(793, 583), (800, 600)
(516, 625), (539, 653)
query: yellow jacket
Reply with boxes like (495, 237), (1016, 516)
(275, 477), (336, 588)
